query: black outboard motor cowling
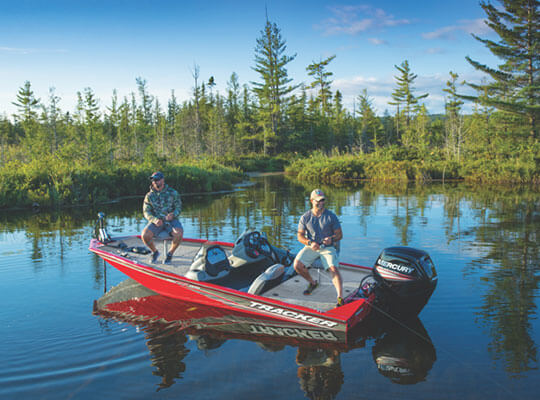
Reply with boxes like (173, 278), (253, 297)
(372, 247), (437, 316)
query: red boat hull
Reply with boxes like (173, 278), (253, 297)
(90, 238), (374, 340)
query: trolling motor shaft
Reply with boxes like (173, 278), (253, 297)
(94, 212), (112, 244)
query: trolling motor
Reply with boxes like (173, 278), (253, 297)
(94, 212), (112, 244)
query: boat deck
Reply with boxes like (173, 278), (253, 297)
(99, 236), (370, 312)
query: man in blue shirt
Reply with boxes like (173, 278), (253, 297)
(294, 189), (344, 307)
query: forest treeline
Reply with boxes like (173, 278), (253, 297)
(0, 0), (538, 209)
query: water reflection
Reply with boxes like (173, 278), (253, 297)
(94, 278), (436, 395)
(1, 174), (538, 380)
(458, 188), (540, 376)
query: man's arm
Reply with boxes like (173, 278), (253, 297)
(298, 228), (319, 250)
(172, 190), (182, 217)
(143, 194), (161, 224)
(297, 228), (310, 246)
(333, 228), (343, 242)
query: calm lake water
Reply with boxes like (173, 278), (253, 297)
(1, 174), (539, 399)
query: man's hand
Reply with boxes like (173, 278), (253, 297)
(155, 219), (164, 227)
(322, 236), (333, 246)
(310, 241), (320, 251)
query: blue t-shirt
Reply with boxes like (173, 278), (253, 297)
(298, 209), (341, 245)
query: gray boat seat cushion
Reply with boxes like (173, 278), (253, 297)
(185, 242), (231, 281)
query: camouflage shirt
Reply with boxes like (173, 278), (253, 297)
(143, 184), (182, 224)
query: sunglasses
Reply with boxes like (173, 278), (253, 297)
(314, 198), (325, 203)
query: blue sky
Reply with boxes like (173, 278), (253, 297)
(0, 0), (499, 117)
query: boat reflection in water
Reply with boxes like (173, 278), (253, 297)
(94, 278), (436, 393)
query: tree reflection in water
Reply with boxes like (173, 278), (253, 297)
(455, 187), (540, 375)
(2, 175), (538, 380)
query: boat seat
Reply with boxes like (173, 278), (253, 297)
(185, 242), (231, 282)
(155, 230), (173, 254)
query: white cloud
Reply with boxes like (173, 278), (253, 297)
(331, 71), (484, 115)
(368, 37), (387, 45)
(425, 47), (446, 54)
(317, 5), (410, 36)
(0, 46), (67, 55)
(422, 18), (491, 40)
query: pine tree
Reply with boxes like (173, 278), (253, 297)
(463, 0), (540, 139)
(226, 72), (242, 153)
(12, 81), (40, 123)
(357, 89), (383, 151)
(252, 18), (298, 155)
(388, 60), (428, 141)
(443, 72), (466, 161)
(306, 55), (336, 116)
(41, 87), (62, 154)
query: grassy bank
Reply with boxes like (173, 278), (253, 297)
(285, 149), (540, 185)
(0, 157), (244, 210)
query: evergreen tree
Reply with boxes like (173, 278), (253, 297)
(357, 89), (383, 152)
(41, 87), (62, 153)
(226, 72), (242, 153)
(443, 72), (466, 161)
(191, 64), (204, 153)
(388, 60), (428, 140)
(78, 87), (106, 164)
(464, 0), (540, 139)
(0, 115), (12, 164)
(306, 55), (336, 116)
(136, 77), (154, 126)
(252, 18), (298, 154)
(12, 81), (40, 123)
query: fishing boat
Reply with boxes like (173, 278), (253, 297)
(89, 213), (438, 342)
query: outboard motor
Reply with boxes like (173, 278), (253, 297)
(371, 247), (437, 316)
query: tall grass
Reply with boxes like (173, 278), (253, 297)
(0, 157), (244, 209)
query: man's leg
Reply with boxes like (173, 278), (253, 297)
(328, 265), (343, 298)
(293, 258), (317, 285)
(141, 227), (157, 253)
(167, 227), (184, 255)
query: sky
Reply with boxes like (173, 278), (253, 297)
(0, 0), (500, 117)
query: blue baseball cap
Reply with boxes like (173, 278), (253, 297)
(150, 171), (164, 181)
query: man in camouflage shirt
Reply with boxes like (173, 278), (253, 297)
(142, 171), (183, 264)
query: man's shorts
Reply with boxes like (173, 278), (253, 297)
(295, 245), (339, 271)
(144, 219), (183, 236)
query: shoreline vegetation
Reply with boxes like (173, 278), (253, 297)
(1, 1), (538, 210)
(1, 152), (538, 211)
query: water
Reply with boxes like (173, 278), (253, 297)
(1, 175), (539, 399)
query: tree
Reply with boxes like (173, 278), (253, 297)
(12, 81), (40, 123)
(357, 89), (383, 151)
(77, 87), (104, 164)
(226, 72), (242, 153)
(443, 72), (466, 161)
(136, 77), (154, 126)
(463, 0), (540, 139)
(306, 55), (336, 116)
(388, 60), (428, 140)
(41, 87), (62, 153)
(191, 63), (204, 153)
(252, 18), (298, 154)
